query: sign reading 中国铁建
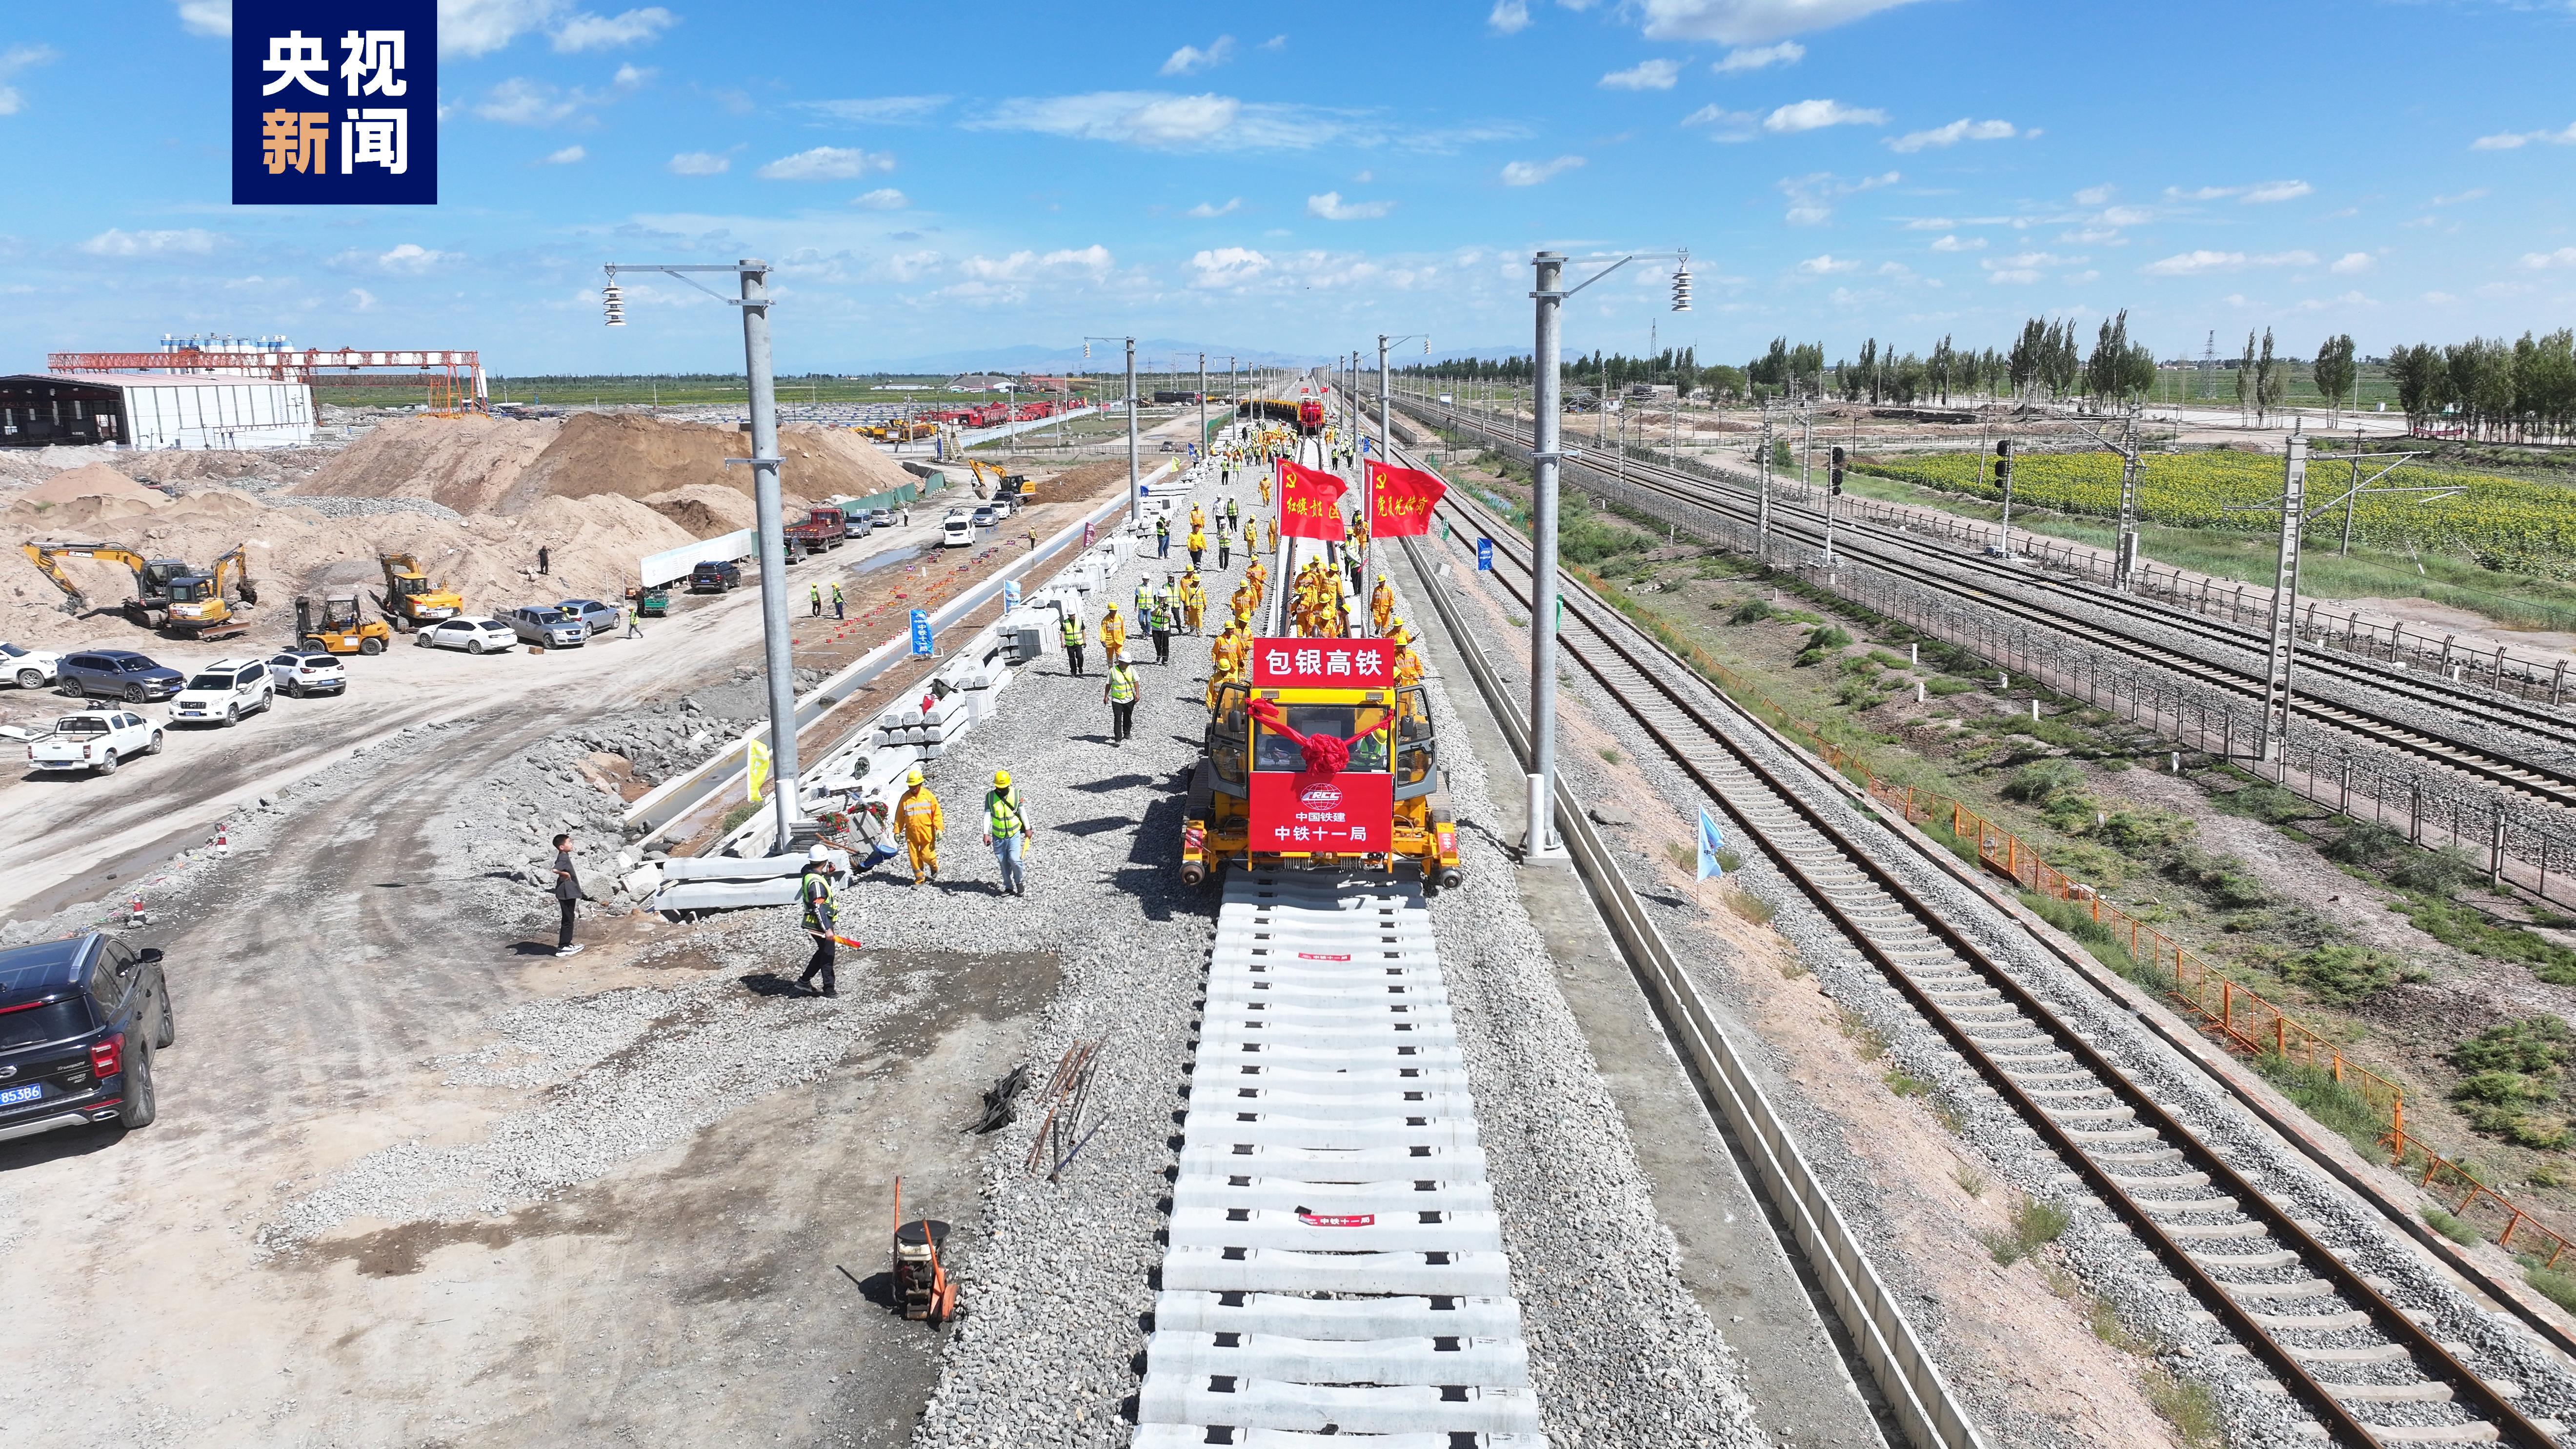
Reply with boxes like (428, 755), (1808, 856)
(1248, 637), (1396, 689)
(233, 2), (437, 206)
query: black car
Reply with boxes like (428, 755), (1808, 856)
(689, 560), (743, 593)
(0, 932), (174, 1143)
(58, 649), (183, 704)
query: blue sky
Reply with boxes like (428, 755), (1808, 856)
(5, 0), (2575, 375)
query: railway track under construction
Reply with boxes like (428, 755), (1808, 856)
(1401, 467), (2573, 1447)
(1409, 402), (2576, 817)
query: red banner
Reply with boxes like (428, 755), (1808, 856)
(1277, 459), (1347, 541)
(1249, 769), (1394, 854)
(1365, 461), (1446, 538)
(1248, 637), (1396, 688)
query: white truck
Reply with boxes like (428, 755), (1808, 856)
(26, 711), (164, 776)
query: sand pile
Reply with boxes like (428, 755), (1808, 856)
(292, 411), (919, 517)
(0, 484), (697, 649)
(23, 463), (162, 506)
(640, 483), (756, 538)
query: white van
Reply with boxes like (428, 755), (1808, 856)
(941, 509), (975, 548)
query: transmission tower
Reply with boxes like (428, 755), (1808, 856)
(2199, 331), (2216, 400)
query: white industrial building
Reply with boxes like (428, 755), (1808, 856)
(0, 372), (316, 450)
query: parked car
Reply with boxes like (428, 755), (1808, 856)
(970, 503), (1000, 527)
(845, 510), (876, 539)
(2, 641), (61, 689)
(0, 931), (175, 1141)
(941, 510), (976, 548)
(27, 711), (162, 776)
(865, 507), (898, 530)
(169, 657), (277, 727)
(415, 617), (519, 654)
(267, 650), (347, 698)
(690, 560), (743, 593)
(504, 606), (588, 648)
(553, 599), (622, 637)
(58, 649), (183, 704)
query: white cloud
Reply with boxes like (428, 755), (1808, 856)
(538, 144), (586, 164)
(2472, 122), (2576, 150)
(345, 287), (377, 311)
(1187, 198), (1243, 218)
(1500, 155), (1585, 186)
(472, 76), (621, 126)
(1796, 254), (1859, 274)
(1900, 217), (1954, 230)
(852, 187), (909, 210)
(175, 1), (229, 37)
(0, 42), (58, 114)
(2165, 180), (2312, 204)
(2073, 183), (2114, 205)
(1987, 269), (2040, 284)
(1776, 169), (1897, 224)
(2424, 291), (2458, 304)
(1160, 35), (1237, 76)
(372, 243), (459, 274)
(1680, 104), (1760, 141)
(2431, 188), (2488, 206)
(797, 96), (952, 125)
(442, 0), (566, 58)
(1189, 246), (1272, 288)
(1929, 234), (1983, 252)
(1885, 118), (2016, 153)
(758, 146), (895, 180)
(1764, 99), (1885, 134)
(1489, 0), (1532, 34)
(2140, 248), (2315, 276)
(2067, 268), (2098, 282)
(1261, 34), (1287, 51)
(967, 91), (1521, 153)
(1713, 40), (1802, 72)
(552, 7), (675, 51)
(1601, 58), (1683, 90)
(1638, 0), (1929, 43)
(956, 245), (1115, 283)
(2329, 251), (2374, 275)
(80, 227), (222, 257)
(1307, 191), (1394, 221)
(1990, 250), (2076, 269)
(2095, 205), (2153, 227)
(2524, 247), (2576, 270)
(667, 150), (729, 175)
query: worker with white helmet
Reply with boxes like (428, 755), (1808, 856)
(984, 767), (1031, 897)
(896, 765), (943, 886)
(795, 844), (845, 997)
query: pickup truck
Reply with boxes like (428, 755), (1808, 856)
(27, 711), (162, 776)
(783, 506), (850, 553)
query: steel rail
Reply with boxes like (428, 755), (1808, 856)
(1421, 403), (2576, 811)
(1433, 482), (2560, 1448)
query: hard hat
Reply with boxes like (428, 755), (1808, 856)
(993, 768), (1012, 788)
(906, 766), (925, 785)
(807, 844), (834, 864)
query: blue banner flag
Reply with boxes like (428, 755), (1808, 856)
(909, 609), (934, 658)
(1696, 807), (1727, 881)
(234, 2), (438, 205)
(1003, 580), (1021, 611)
(1475, 537), (1493, 572)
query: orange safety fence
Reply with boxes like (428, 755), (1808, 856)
(1562, 566), (2576, 1269)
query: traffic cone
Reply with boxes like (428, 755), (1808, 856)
(215, 821), (231, 856)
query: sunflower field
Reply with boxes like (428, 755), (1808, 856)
(1865, 448), (2576, 578)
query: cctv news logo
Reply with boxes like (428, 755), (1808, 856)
(232, 1), (438, 205)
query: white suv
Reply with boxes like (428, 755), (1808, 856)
(1, 642), (60, 689)
(170, 657), (277, 727)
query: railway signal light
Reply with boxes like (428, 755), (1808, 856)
(1994, 437), (2012, 482)
(601, 282), (625, 327)
(1829, 444), (1844, 496)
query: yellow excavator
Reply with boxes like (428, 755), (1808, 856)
(161, 545), (261, 640)
(20, 540), (243, 630)
(373, 552), (464, 632)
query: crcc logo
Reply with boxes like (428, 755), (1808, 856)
(1298, 784), (1344, 807)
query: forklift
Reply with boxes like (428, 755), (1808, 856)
(296, 594), (392, 655)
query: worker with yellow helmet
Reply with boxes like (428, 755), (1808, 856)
(984, 767), (1032, 896)
(1370, 575), (1396, 635)
(896, 765), (943, 886)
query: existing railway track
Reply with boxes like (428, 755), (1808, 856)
(1414, 476), (2569, 1448)
(1411, 403), (2576, 815)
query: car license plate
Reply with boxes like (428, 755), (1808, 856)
(0, 1084), (40, 1107)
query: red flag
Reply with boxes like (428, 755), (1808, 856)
(1277, 460), (1347, 541)
(1365, 461), (1446, 539)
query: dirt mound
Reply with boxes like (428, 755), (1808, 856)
(292, 413), (560, 515)
(24, 463), (161, 505)
(292, 411), (920, 519)
(641, 483), (756, 538)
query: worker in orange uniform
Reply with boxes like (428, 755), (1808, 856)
(1393, 643), (1424, 691)
(1098, 603), (1128, 662)
(1258, 469), (1271, 508)
(1370, 576), (1396, 636)
(896, 766), (943, 886)
(1180, 569), (1206, 633)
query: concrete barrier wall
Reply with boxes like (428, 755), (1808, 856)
(639, 528), (757, 588)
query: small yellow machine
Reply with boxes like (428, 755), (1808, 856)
(161, 545), (260, 640)
(1182, 637), (1462, 891)
(295, 594), (392, 654)
(374, 552), (464, 631)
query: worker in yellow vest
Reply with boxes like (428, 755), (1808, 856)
(896, 766), (943, 886)
(1180, 570), (1206, 633)
(984, 768), (1031, 896)
(1098, 603), (1127, 661)
(1105, 653), (1141, 744)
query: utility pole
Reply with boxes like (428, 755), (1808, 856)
(1995, 437), (2016, 560)
(2255, 432), (2309, 769)
(2115, 402), (2142, 588)
(1756, 397), (1774, 562)
(1800, 399), (1814, 503)
(1528, 252), (1570, 860)
(601, 259), (802, 851)
(1198, 352), (1207, 458)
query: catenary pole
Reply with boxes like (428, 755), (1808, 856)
(736, 260), (801, 849)
(1126, 336), (1140, 528)
(1526, 252), (1568, 859)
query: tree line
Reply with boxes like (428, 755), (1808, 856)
(2383, 330), (2576, 443)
